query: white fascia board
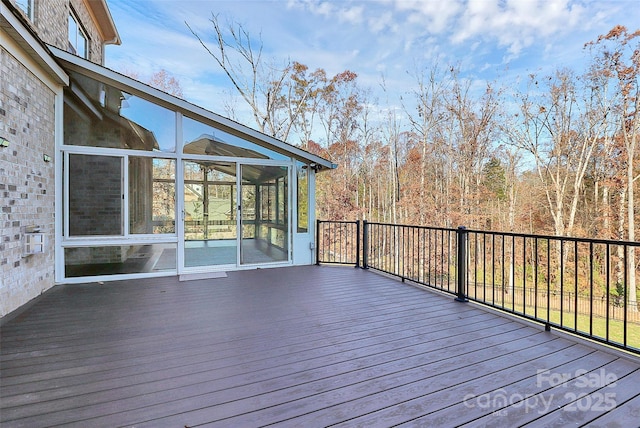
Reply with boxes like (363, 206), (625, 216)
(0, 2), (68, 87)
(84, 0), (120, 46)
(49, 46), (337, 171)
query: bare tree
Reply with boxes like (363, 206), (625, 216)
(587, 26), (640, 310)
(403, 64), (449, 225)
(287, 62), (327, 150)
(444, 69), (500, 229)
(148, 69), (184, 98)
(120, 68), (184, 98)
(510, 70), (606, 238)
(188, 15), (293, 140)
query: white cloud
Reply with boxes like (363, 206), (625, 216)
(104, 0), (640, 125)
(368, 11), (396, 33)
(340, 5), (365, 25)
(310, 1), (335, 17)
(452, 0), (587, 56)
(396, 0), (463, 33)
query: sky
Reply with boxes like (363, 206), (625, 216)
(104, 0), (640, 129)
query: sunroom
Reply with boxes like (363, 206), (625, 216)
(52, 47), (335, 283)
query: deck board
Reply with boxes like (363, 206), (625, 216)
(1, 266), (639, 427)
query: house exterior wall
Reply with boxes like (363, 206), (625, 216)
(68, 0), (106, 64)
(0, 45), (57, 317)
(9, 0), (106, 63)
(1, 0), (114, 317)
(67, 154), (122, 236)
(2, 0), (329, 315)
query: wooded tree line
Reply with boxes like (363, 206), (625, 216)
(187, 19), (639, 247)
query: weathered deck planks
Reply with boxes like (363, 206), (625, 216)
(1, 266), (639, 427)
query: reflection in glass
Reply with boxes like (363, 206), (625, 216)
(67, 12), (87, 58)
(64, 70), (176, 152)
(297, 164), (308, 233)
(68, 154), (122, 236)
(241, 165), (288, 264)
(182, 115), (288, 160)
(183, 161), (238, 267)
(64, 243), (177, 277)
(15, 0), (33, 19)
(129, 158), (176, 234)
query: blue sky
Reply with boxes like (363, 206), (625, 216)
(105, 0), (640, 125)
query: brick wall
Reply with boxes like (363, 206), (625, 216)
(68, 153), (122, 237)
(68, 0), (105, 64)
(0, 47), (56, 317)
(10, 0), (105, 64)
(29, 0), (67, 53)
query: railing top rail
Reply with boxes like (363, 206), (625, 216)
(317, 220), (360, 225)
(317, 218), (639, 354)
(364, 221), (457, 233)
(320, 220), (639, 247)
(464, 228), (640, 247)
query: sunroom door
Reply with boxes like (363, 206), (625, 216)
(183, 160), (237, 268)
(239, 164), (290, 265)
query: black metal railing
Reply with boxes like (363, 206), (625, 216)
(316, 220), (360, 266)
(316, 220), (640, 355)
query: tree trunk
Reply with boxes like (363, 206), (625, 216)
(616, 188), (626, 295)
(626, 142), (637, 311)
(603, 184), (610, 236)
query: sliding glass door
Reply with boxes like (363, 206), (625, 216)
(183, 161), (237, 268)
(240, 164), (289, 265)
(182, 161), (290, 269)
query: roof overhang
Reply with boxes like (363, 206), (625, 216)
(0, 0), (68, 87)
(50, 45), (336, 171)
(84, 0), (120, 46)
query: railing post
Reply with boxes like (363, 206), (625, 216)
(455, 226), (469, 302)
(355, 221), (361, 268)
(315, 219), (320, 265)
(362, 220), (369, 269)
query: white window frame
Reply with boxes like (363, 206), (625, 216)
(15, 0), (34, 21)
(53, 51), (332, 283)
(68, 8), (88, 59)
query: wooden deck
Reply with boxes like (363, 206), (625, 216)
(1, 266), (639, 427)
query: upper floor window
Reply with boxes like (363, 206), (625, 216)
(15, 0), (34, 20)
(68, 10), (88, 59)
